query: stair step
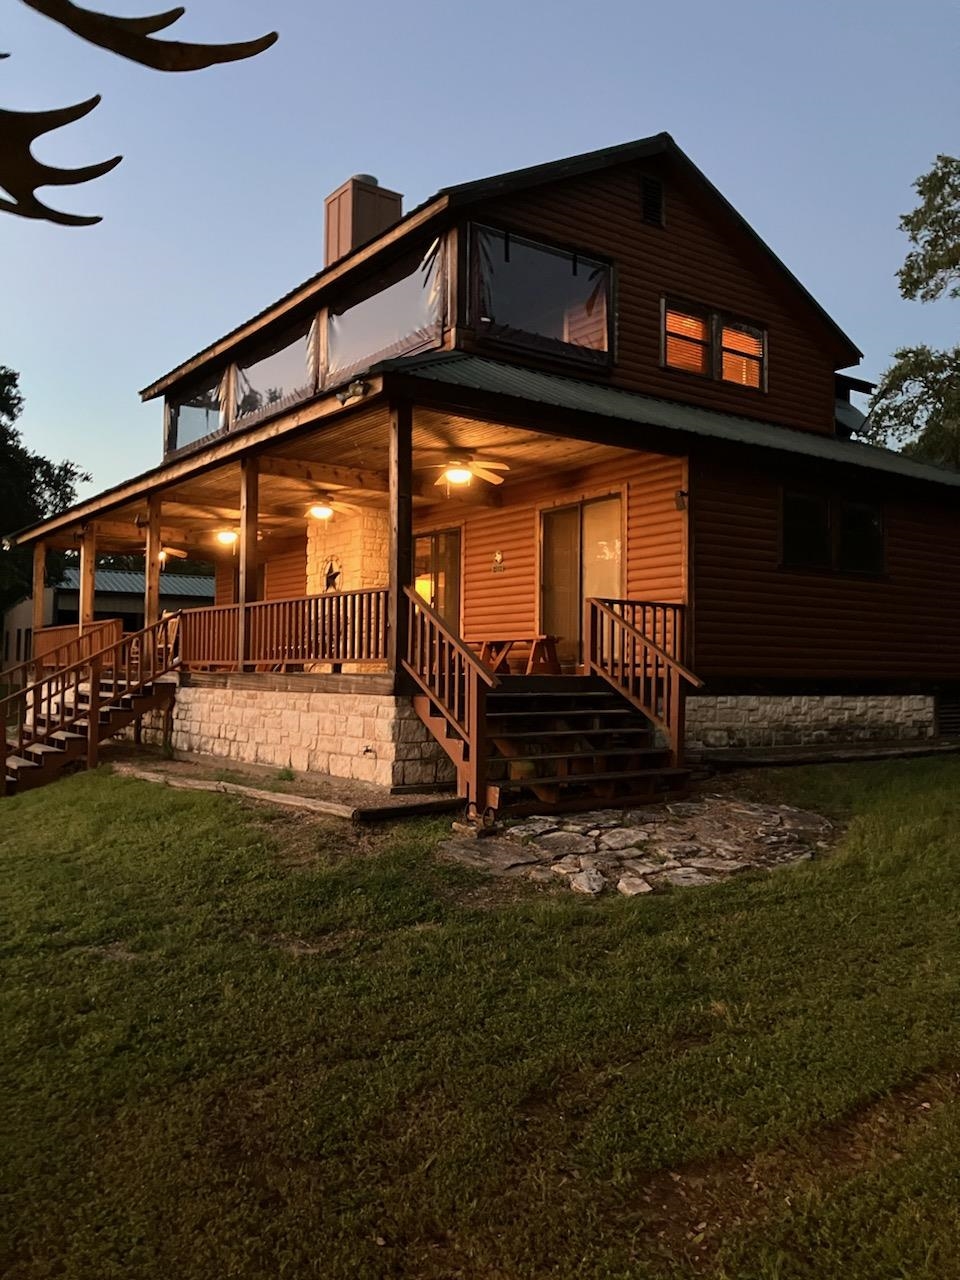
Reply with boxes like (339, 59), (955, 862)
(6, 754), (41, 772)
(490, 726), (654, 743)
(490, 746), (668, 765)
(488, 707), (643, 722)
(494, 766), (690, 792)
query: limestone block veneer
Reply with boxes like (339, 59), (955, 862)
(159, 686), (455, 790)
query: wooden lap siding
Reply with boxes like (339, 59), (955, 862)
(214, 536), (307, 607)
(415, 451), (686, 638)
(473, 161), (844, 436)
(691, 455), (960, 680)
(263, 536), (308, 600)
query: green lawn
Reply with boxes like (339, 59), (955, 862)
(2, 759), (959, 1279)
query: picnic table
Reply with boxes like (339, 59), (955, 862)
(467, 633), (561, 676)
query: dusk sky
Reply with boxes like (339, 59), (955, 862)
(2, 0), (956, 500)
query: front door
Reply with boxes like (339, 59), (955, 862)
(414, 529), (462, 630)
(541, 495), (622, 664)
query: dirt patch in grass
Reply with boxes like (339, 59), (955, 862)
(625, 1064), (960, 1273)
(252, 929), (367, 957)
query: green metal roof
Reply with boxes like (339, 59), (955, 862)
(383, 352), (960, 492)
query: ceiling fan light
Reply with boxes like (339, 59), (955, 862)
(308, 502), (335, 521)
(158, 548), (168, 563)
(216, 529), (239, 546)
(443, 465), (473, 486)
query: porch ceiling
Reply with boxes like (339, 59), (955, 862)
(39, 402), (643, 558)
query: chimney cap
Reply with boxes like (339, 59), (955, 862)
(351, 173), (379, 186)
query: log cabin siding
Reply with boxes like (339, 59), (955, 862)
(214, 559), (235, 607)
(263, 536), (307, 601)
(471, 161), (843, 436)
(691, 453), (960, 681)
(414, 450), (685, 640)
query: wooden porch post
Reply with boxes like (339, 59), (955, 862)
(31, 540), (46, 646)
(237, 456), (259, 669)
(388, 401), (413, 685)
(79, 524), (97, 634)
(144, 495), (162, 628)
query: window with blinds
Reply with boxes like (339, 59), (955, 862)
(663, 300), (766, 390)
(720, 320), (764, 387)
(664, 308), (710, 375)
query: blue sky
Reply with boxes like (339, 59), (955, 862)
(2, 0), (956, 499)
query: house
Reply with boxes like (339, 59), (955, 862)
(1, 569), (214, 678)
(5, 133), (960, 808)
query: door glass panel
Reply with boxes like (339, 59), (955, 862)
(542, 497), (622, 665)
(541, 505), (581, 664)
(414, 530), (461, 630)
(582, 497), (621, 602)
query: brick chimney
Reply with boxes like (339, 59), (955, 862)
(324, 174), (403, 266)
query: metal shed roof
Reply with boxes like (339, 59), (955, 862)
(56, 570), (215, 597)
(384, 352), (960, 492)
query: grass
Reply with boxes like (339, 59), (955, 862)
(1, 758), (959, 1278)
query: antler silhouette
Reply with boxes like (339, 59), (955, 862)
(21, 1), (278, 72)
(1, 3), (277, 226)
(0, 97), (121, 225)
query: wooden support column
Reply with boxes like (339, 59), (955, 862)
(31, 541), (46, 645)
(144, 495), (162, 628)
(388, 401), (414, 685)
(79, 524), (97, 634)
(237, 456), (259, 669)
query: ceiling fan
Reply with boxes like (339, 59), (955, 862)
(424, 455), (510, 487)
(301, 494), (363, 521)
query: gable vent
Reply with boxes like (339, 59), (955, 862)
(640, 174), (664, 227)
(937, 692), (960, 738)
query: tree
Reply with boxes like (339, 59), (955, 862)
(0, 366), (91, 613)
(862, 155), (960, 468)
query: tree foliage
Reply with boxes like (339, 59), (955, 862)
(863, 155), (960, 469)
(897, 154), (960, 303)
(0, 366), (91, 614)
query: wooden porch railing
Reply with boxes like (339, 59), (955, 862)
(586, 598), (703, 764)
(401, 586), (499, 812)
(178, 602), (241, 668)
(178, 589), (389, 670)
(2, 618), (123, 693)
(1, 613), (181, 766)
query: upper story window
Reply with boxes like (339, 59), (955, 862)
(664, 302), (766, 390)
(470, 225), (610, 365)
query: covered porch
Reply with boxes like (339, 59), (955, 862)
(10, 381), (699, 810)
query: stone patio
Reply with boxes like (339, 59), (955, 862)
(439, 795), (833, 896)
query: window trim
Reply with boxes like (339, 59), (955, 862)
(779, 487), (886, 579)
(662, 297), (768, 393)
(468, 221), (615, 369)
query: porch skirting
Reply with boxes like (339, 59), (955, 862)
(686, 694), (936, 753)
(137, 682), (455, 790)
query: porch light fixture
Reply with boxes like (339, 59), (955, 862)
(307, 501), (335, 521)
(216, 529), (239, 546)
(675, 489), (689, 511)
(442, 464), (473, 486)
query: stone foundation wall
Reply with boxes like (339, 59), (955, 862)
(137, 684), (455, 790)
(686, 694), (936, 752)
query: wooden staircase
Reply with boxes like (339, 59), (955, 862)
(403, 588), (703, 821)
(2, 615), (180, 798)
(482, 675), (690, 812)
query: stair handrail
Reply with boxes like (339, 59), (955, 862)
(401, 587), (499, 812)
(0, 617), (122, 695)
(586, 598), (703, 765)
(2, 613), (181, 761)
